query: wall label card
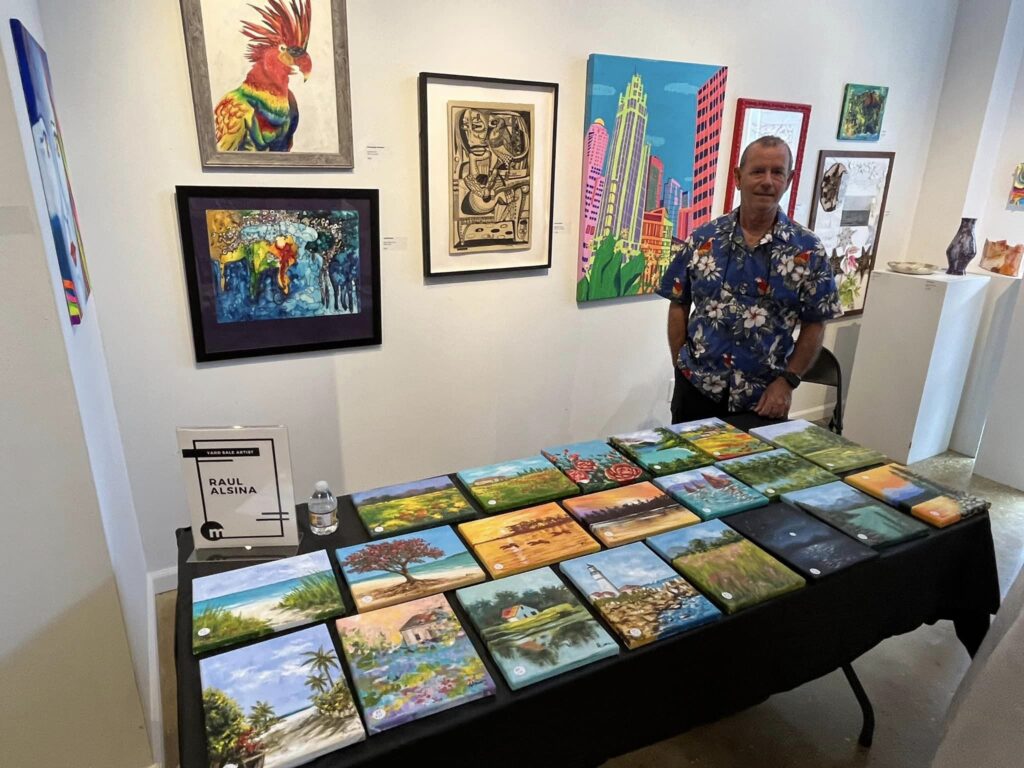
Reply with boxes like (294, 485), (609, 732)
(178, 426), (298, 550)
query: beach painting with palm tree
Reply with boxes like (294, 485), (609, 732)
(199, 624), (364, 768)
(335, 594), (495, 734)
(192, 550), (346, 654)
(456, 567), (618, 689)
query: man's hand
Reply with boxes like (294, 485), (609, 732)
(754, 378), (793, 418)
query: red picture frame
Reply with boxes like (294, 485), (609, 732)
(722, 99), (812, 220)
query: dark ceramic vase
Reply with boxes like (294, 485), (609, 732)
(946, 217), (977, 275)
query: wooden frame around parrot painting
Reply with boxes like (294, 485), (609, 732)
(180, 0), (353, 168)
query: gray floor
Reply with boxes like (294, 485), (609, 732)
(156, 453), (1024, 768)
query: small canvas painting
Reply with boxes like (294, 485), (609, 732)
(456, 568), (618, 689)
(838, 84), (888, 141)
(845, 464), (988, 528)
(562, 481), (700, 547)
(609, 427), (715, 475)
(541, 439), (645, 493)
(716, 448), (837, 500)
(669, 418), (772, 460)
(647, 520), (805, 613)
(560, 542), (721, 648)
(749, 419), (886, 473)
(352, 475), (474, 538)
(199, 625), (365, 768)
(654, 466), (768, 520)
(727, 503), (877, 579)
(781, 481), (929, 548)
(458, 502), (600, 578)
(336, 526), (485, 612)
(457, 454), (579, 512)
(336, 594), (495, 734)
(192, 550), (344, 654)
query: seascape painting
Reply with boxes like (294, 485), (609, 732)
(669, 418), (771, 460)
(716, 448), (837, 500)
(781, 481), (929, 548)
(192, 550), (344, 654)
(448, 100), (534, 254)
(562, 481), (700, 547)
(458, 503), (600, 578)
(456, 568), (618, 689)
(654, 466), (768, 520)
(577, 54), (728, 301)
(560, 542), (720, 648)
(335, 594), (495, 734)
(845, 464), (988, 528)
(336, 526), (485, 612)
(541, 439), (645, 493)
(199, 625), (365, 768)
(352, 475), (474, 538)
(648, 520), (805, 613)
(609, 427), (715, 475)
(457, 455), (579, 512)
(727, 503), (877, 579)
(750, 419), (885, 473)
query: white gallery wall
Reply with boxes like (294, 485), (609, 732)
(0, 0), (151, 765)
(33, 0), (959, 581)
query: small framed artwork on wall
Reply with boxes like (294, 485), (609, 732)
(837, 84), (889, 141)
(179, 0), (354, 168)
(175, 186), (381, 362)
(808, 150), (895, 317)
(418, 72), (559, 277)
(723, 98), (811, 219)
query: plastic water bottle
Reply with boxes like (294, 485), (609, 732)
(308, 481), (338, 536)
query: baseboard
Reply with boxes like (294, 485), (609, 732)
(146, 567), (177, 768)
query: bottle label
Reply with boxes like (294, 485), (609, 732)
(310, 511), (336, 527)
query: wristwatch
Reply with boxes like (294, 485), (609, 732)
(780, 371), (801, 389)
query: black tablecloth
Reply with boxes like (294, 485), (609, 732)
(175, 419), (1000, 768)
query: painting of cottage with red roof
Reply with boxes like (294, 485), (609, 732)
(456, 568), (617, 689)
(335, 595), (495, 734)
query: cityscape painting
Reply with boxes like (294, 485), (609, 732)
(577, 54), (727, 302)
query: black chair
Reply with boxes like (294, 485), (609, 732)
(802, 347), (844, 434)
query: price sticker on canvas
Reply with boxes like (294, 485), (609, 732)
(810, 568), (821, 576)
(788, 531), (797, 537)
(494, 563), (504, 571)
(371, 709), (386, 721)
(513, 665), (526, 677)
(653, 465), (662, 471)
(197, 627), (211, 637)
(766, 488), (776, 495)
(374, 526), (384, 533)
(361, 596), (373, 604)
(628, 628), (642, 638)
(721, 591), (733, 600)
(488, 500), (497, 506)
(857, 534), (869, 541)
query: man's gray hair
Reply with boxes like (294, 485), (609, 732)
(739, 135), (793, 175)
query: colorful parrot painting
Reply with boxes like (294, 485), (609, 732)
(214, 0), (313, 152)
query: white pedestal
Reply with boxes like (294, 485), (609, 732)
(973, 292), (1024, 490)
(843, 269), (989, 464)
(949, 267), (1022, 456)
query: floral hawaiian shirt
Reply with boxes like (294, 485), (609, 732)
(656, 209), (842, 411)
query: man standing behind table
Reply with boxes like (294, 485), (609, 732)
(657, 136), (842, 422)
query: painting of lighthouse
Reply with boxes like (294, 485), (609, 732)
(576, 54), (728, 302)
(560, 543), (720, 648)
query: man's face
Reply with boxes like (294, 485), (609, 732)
(734, 143), (793, 217)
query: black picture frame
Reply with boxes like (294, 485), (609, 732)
(175, 186), (381, 362)
(418, 72), (559, 277)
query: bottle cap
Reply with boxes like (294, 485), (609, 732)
(314, 480), (329, 493)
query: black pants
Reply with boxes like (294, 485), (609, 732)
(671, 369), (732, 424)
